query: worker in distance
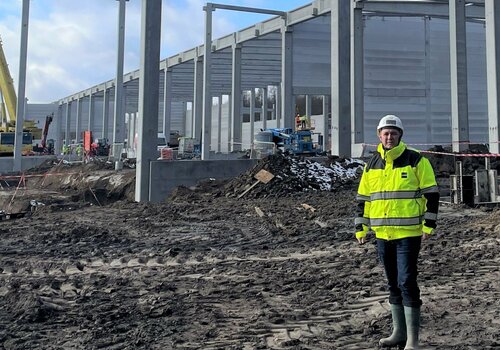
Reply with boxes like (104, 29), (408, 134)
(354, 115), (440, 350)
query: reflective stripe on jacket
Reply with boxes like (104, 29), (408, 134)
(355, 141), (439, 240)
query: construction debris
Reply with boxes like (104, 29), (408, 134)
(224, 153), (364, 198)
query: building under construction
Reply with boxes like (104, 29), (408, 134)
(0, 0), (499, 202)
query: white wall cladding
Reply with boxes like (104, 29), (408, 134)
(50, 7), (490, 154)
(292, 14), (331, 94)
(241, 32), (282, 90)
(364, 17), (428, 146)
(363, 16), (487, 147)
(25, 103), (58, 140)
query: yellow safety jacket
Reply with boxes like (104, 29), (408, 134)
(355, 141), (439, 241)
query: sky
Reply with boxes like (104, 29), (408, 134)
(0, 0), (308, 104)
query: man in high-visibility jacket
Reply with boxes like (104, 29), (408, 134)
(355, 115), (439, 350)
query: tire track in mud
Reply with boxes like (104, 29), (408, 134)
(2, 199), (499, 349)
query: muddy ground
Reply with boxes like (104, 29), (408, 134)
(0, 156), (499, 350)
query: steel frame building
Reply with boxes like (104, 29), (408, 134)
(52, 0), (498, 161)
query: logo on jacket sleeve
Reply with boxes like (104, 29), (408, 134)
(401, 172), (408, 178)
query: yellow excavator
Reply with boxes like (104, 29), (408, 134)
(0, 35), (41, 156)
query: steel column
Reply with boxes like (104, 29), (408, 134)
(425, 16), (433, 143)
(202, 4), (214, 159)
(76, 98), (82, 143)
(102, 89), (110, 140)
(250, 89), (255, 146)
(113, 0), (127, 149)
(88, 92), (95, 132)
(262, 87), (268, 130)
(13, 0), (30, 171)
(486, 0), (500, 154)
(162, 68), (173, 139)
(351, 2), (364, 144)
(135, 0), (162, 202)
(217, 95), (222, 152)
(449, 0), (469, 152)
(65, 102), (71, 145)
(281, 23), (293, 129)
(323, 95), (329, 151)
(230, 43), (242, 151)
(330, 0), (351, 157)
(193, 56), (203, 140)
(55, 105), (63, 154)
(276, 84), (282, 128)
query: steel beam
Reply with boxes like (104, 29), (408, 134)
(209, 3), (286, 17)
(361, 1), (484, 19)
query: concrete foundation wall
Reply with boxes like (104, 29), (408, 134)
(0, 156), (56, 174)
(149, 159), (258, 202)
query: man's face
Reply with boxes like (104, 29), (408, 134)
(378, 127), (401, 149)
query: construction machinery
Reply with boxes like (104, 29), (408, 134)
(0, 35), (42, 154)
(0, 131), (33, 156)
(32, 113), (54, 154)
(83, 130), (110, 157)
(254, 127), (323, 157)
(178, 137), (201, 159)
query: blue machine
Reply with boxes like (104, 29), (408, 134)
(255, 128), (322, 155)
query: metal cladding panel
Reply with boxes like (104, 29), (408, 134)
(363, 17), (427, 147)
(363, 16), (487, 148)
(171, 101), (186, 135)
(241, 33), (282, 89)
(25, 103), (59, 140)
(427, 18), (487, 145)
(292, 15), (331, 90)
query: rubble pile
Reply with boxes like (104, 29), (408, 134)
(424, 144), (500, 177)
(222, 152), (364, 198)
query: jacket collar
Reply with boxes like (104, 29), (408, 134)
(377, 141), (406, 162)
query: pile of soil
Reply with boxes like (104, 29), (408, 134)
(219, 153), (364, 198)
(0, 160), (135, 214)
(0, 156), (499, 349)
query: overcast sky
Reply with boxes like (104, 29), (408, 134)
(0, 0), (307, 103)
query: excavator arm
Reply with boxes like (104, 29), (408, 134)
(0, 35), (17, 128)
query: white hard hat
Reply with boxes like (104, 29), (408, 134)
(377, 114), (404, 133)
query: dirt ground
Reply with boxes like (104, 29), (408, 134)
(0, 155), (499, 350)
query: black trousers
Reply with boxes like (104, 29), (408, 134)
(377, 236), (422, 308)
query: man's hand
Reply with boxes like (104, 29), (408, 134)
(357, 237), (366, 245)
(421, 233), (430, 241)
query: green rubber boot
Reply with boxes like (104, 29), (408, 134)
(379, 304), (407, 348)
(403, 306), (420, 350)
